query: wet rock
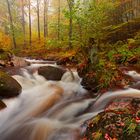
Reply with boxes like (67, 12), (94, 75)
(77, 64), (99, 92)
(38, 66), (66, 81)
(127, 56), (139, 64)
(80, 76), (99, 92)
(57, 57), (70, 65)
(131, 98), (140, 109)
(11, 55), (30, 67)
(113, 54), (126, 64)
(0, 100), (6, 110)
(0, 49), (10, 67)
(131, 82), (140, 90)
(57, 56), (78, 66)
(0, 60), (6, 67)
(125, 71), (140, 82)
(104, 18), (140, 43)
(105, 97), (134, 113)
(0, 67), (22, 76)
(0, 70), (22, 98)
(82, 95), (140, 140)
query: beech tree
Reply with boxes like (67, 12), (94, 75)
(58, 0), (61, 40)
(28, 0), (32, 46)
(21, 0), (26, 47)
(44, 0), (48, 38)
(6, 0), (17, 49)
(67, 0), (74, 48)
(37, 0), (40, 40)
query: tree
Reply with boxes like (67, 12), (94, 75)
(37, 0), (40, 40)
(73, 0), (113, 48)
(6, 0), (17, 49)
(44, 0), (48, 38)
(28, 0), (32, 46)
(58, 0), (61, 40)
(67, 0), (74, 48)
(21, 0), (26, 47)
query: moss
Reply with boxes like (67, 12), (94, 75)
(105, 18), (140, 43)
(0, 54), (8, 60)
(0, 71), (11, 90)
(82, 98), (140, 140)
(0, 50), (9, 60)
(0, 70), (22, 98)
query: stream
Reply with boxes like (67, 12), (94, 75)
(0, 59), (140, 140)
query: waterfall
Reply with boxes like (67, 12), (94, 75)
(0, 59), (140, 140)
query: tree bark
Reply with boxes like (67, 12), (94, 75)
(67, 0), (74, 49)
(28, 0), (32, 46)
(58, 0), (61, 40)
(37, 0), (40, 40)
(44, 0), (48, 38)
(21, 0), (26, 47)
(6, 0), (17, 49)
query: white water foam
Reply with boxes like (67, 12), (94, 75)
(0, 62), (140, 140)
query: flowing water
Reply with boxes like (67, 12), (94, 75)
(0, 60), (140, 140)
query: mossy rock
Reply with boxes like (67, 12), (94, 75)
(0, 49), (9, 60)
(0, 70), (22, 98)
(82, 97), (140, 140)
(0, 49), (10, 67)
(105, 18), (140, 43)
(0, 100), (6, 110)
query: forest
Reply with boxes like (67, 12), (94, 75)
(0, 0), (140, 140)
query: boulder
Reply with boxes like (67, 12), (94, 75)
(11, 56), (30, 67)
(81, 76), (99, 92)
(0, 100), (6, 110)
(83, 97), (140, 140)
(127, 56), (139, 64)
(0, 60), (6, 67)
(0, 70), (22, 98)
(131, 82), (140, 90)
(0, 49), (10, 67)
(38, 66), (66, 81)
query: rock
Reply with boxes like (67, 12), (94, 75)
(57, 57), (78, 66)
(113, 54), (126, 64)
(0, 100), (6, 110)
(104, 18), (140, 43)
(0, 67), (22, 76)
(0, 49), (5, 53)
(0, 49), (10, 67)
(131, 82), (140, 90)
(57, 57), (70, 65)
(83, 96), (140, 140)
(127, 56), (139, 64)
(11, 55), (30, 67)
(77, 64), (99, 92)
(0, 70), (22, 98)
(81, 76), (99, 92)
(0, 60), (6, 67)
(38, 66), (66, 81)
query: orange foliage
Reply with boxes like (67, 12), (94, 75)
(0, 31), (11, 50)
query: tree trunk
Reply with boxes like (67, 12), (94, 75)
(58, 0), (61, 40)
(69, 14), (72, 48)
(67, 0), (74, 49)
(28, 0), (32, 46)
(6, 0), (16, 49)
(21, 0), (26, 47)
(37, 0), (40, 40)
(44, 0), (48, 38)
